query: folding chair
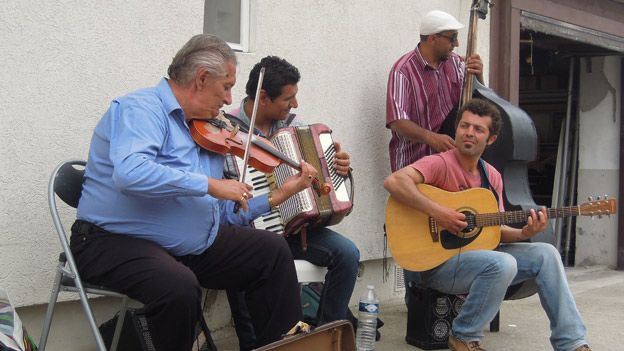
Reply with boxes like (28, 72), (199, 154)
(39, 160), (129, 351)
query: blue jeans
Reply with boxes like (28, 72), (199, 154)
(417, 242), (587, 351)
(227, 227), (360, 350)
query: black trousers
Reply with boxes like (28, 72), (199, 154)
(70, 220), (302, 351)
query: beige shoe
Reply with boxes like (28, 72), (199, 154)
(574, 345), (592, 351)
(448, 334), (486, 351)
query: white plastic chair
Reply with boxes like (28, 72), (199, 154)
(294, 260), (328, 285)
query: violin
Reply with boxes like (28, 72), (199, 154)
(189, 113), (332, 195)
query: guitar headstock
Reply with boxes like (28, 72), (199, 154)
(472, 0), (494, 20)
(579, 196), (617, 217)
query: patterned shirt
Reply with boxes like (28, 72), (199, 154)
(386, 45), (465, 171)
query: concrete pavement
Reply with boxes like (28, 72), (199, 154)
(214, 266), (623, 350)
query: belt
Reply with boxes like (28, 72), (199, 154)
(72, 220), (108, 237)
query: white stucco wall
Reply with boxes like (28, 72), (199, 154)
(576, 56), (621, 267)
(0, 1), (206, 307)
(1, 1), (489, 307)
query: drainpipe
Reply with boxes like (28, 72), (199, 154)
(554, 59), (575, 256)
(618, 57), (624, 271)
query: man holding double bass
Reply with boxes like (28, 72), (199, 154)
(384, 98), (592, 351)
(385, 10), (484, 172)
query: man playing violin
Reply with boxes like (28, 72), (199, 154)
(70, 34), (316, 350)
(386, 10), (484, 172)
(384, 98), (591, 351)
(224, 56), (361, 350)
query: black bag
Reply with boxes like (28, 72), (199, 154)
(100, 308), (156, 351)
(99, 308), (155, 351)
(99, 307), (216, 351)
(300, 283), (383, 341)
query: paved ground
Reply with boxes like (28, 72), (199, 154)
(214, 266), (623, 350)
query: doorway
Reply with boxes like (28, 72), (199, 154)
(517, 30), (618, 264)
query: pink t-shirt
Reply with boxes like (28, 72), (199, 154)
(410, 149), (505, 211)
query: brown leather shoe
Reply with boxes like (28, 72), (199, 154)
(574, 345), (592, 351)
(448, 334), (487, 351)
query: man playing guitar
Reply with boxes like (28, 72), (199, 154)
(384, 98), (591, 351)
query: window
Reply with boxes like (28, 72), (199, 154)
(204, 0), (250, 52)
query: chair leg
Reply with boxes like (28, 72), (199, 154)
(489, 310), (500, 332)
(39, 270), (64, 351)
(199, 314), (218, 351)
(75, 284), (108, 351)
(109, 296), (129, 351)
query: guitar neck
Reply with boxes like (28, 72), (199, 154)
(476, 206), (579, 227)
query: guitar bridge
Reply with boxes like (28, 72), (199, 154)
(429, 217), (439, 242)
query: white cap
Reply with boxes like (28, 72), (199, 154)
(419, 10), (464, 35)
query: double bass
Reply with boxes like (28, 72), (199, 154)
(448, 0), (555, 243)
(453, 0), (555, 298)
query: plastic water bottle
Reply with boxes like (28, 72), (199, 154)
(356, 285), (379, 351)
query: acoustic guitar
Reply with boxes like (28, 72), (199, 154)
(385, 184), (617, 272)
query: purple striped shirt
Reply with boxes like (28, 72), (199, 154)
(386, 45), (465, 171)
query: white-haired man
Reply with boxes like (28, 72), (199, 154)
(71, 34), (314, 350)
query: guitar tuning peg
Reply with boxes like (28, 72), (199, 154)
(598, 215), (603, 219)
(596, 195), (602, 200)
(588, 196), (593, 201)
(604, 194), (608, 199)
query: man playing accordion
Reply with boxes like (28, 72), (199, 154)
(224, 56), (360, 351)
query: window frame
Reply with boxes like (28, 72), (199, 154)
(204, 0), (250, 52)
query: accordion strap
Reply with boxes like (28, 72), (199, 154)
(300, 226), (308, 252)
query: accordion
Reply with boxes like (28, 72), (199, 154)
(226, 123), (353, 237)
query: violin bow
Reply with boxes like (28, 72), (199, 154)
(239, 66), (265, 185)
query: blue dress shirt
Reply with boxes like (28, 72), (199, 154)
(77, 79), (270, 256)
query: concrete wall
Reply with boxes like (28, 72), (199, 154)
(1, 0), (206, 308)
(576, 56), (621, 267)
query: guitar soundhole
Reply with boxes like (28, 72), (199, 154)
(440, 212), (481, 249)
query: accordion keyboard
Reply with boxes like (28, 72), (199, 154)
(235, 157), (285, 234)
(318, 133), (350, 202)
